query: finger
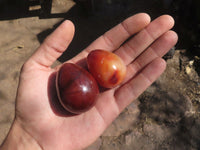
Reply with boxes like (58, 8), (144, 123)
(71, 13), (151, 62)
(114, 57), (166, 112)
(86, 13), (151, 51)
(28, 20), (75, 68)
(94, 58), (166, 125)
(124, 30), (178, 82)
(115, 15), (175, 65)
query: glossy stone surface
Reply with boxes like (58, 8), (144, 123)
(56, 63), (99, 114)
(87, 49), (126, 88)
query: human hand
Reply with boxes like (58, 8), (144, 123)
(0, 13), (178, 150)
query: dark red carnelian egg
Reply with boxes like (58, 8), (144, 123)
(56, 63), (99, 114)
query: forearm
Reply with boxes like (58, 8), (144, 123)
(0, 120), (42, 150)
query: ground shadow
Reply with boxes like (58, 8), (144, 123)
(37, 0), (166, 62)
(1, 0), (200, 59)
(138, 83), (200, 149)
(0, 0), (54, 20)
(37, 0), (200, 63)
(1, 0), (199, 59)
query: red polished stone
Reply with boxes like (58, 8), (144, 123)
(87, 49), (126, 88)
(56, 63), (99, 114)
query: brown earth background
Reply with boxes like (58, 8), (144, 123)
(0, 0), (200, 149)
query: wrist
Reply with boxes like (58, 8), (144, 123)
(0, 119), (42, 150)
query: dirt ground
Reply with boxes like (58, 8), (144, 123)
(0, 0), (200, 149)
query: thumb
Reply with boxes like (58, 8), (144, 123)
(27, 20), (75, 68)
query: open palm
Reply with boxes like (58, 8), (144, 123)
(14, 13), (177, 150)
